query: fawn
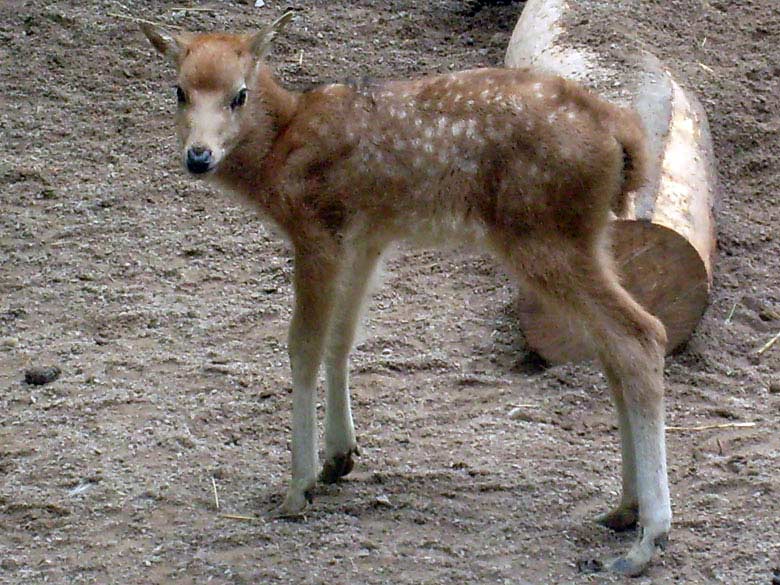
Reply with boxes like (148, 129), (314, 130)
(142, 13), (671, 575)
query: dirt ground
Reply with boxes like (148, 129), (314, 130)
(1, 0), (778, 583)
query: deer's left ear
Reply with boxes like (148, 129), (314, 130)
(246, 11), (295, 60)
(141, 23), (194, 64)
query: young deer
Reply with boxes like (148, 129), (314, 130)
(142, 13), (671, 575)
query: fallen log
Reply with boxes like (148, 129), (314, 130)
(505, 0), (718, 363)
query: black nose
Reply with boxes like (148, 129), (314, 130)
(186, 146), (213, 174)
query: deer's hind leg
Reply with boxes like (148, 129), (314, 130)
(596, 365), (639, 531)
(320, 240), (385, 484)
(497, 233), (670, 576)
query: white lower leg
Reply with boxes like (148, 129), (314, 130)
(597, 391), (640, 530)
(630, 404), (671, 536)
(616, 393), (638, 509)
(324, 359), (356, 459)
(291, 380), (319, 484)
(612, 401), (671, 575)
(281, 364), (320, 514)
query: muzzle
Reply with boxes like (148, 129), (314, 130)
(186, 145), (214, 174)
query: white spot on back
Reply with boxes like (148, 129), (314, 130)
(466, 119), (479, 140)
(486, 126), (504, 141)
(461, 160), (478, 174)
(452, 120), (465, 137)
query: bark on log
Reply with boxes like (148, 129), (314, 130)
(505, 0), (717, 364)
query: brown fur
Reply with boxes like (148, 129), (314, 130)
(142, 23), (671, 575)
(228, 66), (646, 238)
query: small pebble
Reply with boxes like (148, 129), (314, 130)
(374, 495), (392, 508)
(1, 337), (19, 348)
(769, 379), (780, 394)
(0, 558), (18, 570)
(508, 407), (538, 422)
(24, 366), (62, 386)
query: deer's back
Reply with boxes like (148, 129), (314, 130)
(265, 68), (629, 246)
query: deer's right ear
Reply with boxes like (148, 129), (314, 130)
(141, 24), (191, 63)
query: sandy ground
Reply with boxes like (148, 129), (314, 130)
(1, 0), (778, 583)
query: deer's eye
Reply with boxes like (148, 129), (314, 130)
(230, 88), (247, 110)
(175, 85), (187, 105)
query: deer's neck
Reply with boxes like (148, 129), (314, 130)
(254, 65), (299, 128)
(216, 66), (300, 206)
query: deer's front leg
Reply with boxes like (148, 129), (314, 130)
(278, 242), (338, 516)
(320, 243), (384, 484)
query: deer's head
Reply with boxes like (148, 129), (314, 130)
(141, 12), (293, 175)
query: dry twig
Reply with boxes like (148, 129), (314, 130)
(724, 299), (739, 324)
(667, 421), (757, 432)
(211, 476), (220, 511)
(170, 6), (216, 12)
(756, 331), (780, 355)
(219, 513), (261, 522)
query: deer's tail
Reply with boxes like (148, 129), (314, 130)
(612, 109), (649, 218)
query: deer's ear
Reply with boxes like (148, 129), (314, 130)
(246, 11), (295, 60)
(141, 23), (193, 64)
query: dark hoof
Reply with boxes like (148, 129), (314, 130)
(270, 496), (310, 520)
(611, 556), (646, 577)
(609, 530), (666, 577)
(270, 508), (306, 520)
(576, 558), (604, 574)
(319, 448), (358, 484)
(596, 505), (639, 532)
